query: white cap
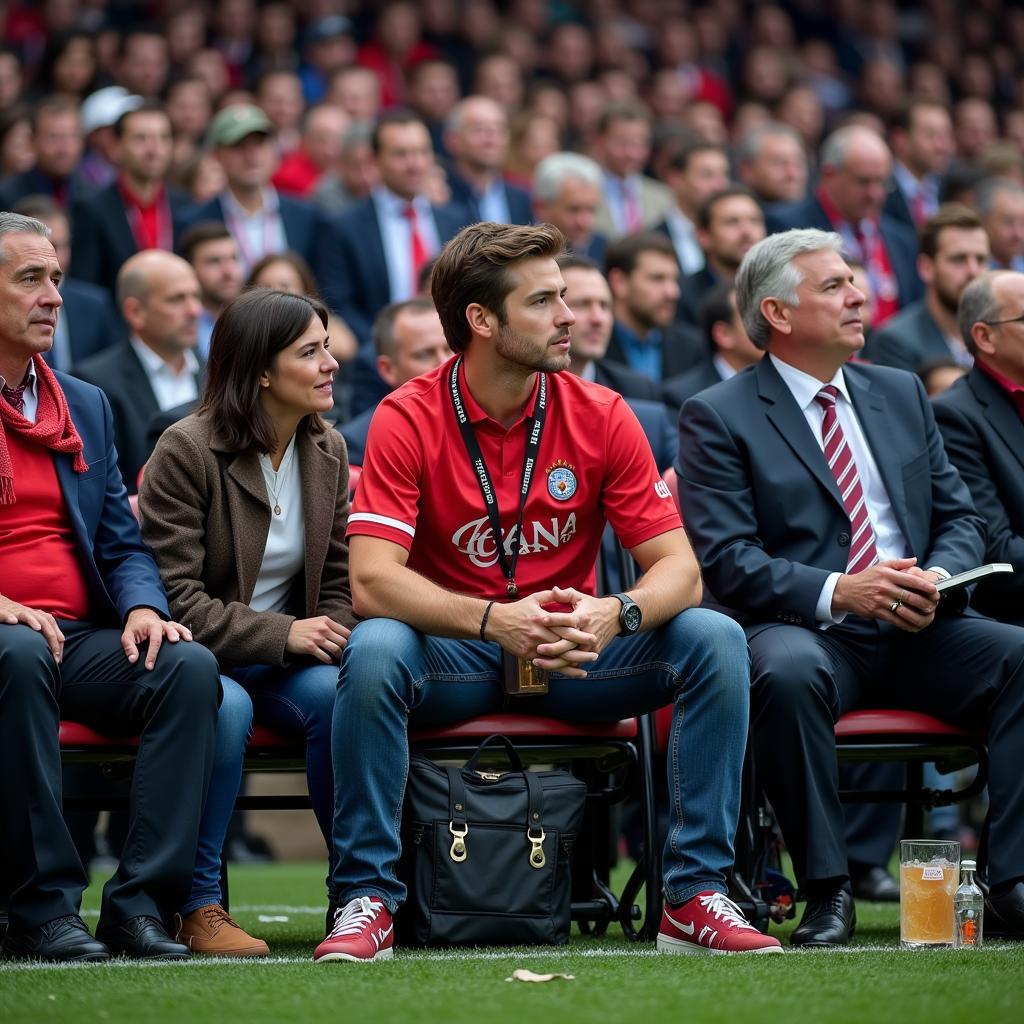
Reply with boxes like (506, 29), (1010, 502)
(80, 86), (144, 136)
(962, 859), (977, 870)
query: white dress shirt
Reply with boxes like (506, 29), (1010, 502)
(221, 186), (288, 276)
(129, 337), (200, 412)
(663, 208), (706, 276)
(712, 354), (739, 382)
(0, 363), (40, 424)
(769, 354), (911, 624)
(372, 187), (441, 303)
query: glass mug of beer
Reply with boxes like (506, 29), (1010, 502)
(900, 839), (960, 949)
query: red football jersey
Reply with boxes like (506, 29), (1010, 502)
(347, 359), (681, 600)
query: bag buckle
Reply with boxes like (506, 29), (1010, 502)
(527, 826), (546, 869)
(448, 821), (468, 862)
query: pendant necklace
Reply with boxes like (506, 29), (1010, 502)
(261, 440), (295, 516)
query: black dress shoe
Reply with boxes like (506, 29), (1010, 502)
(851, 865), (900, 903)
(986, 882), (1024, 939)
(791, 887), (856, 947)
(97, 915), (191, 960)
(3, 915), (110, 962)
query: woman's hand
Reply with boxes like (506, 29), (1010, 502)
(286, 616), (351, 664)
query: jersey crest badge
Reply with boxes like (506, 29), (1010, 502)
(545, 459), (577, 501)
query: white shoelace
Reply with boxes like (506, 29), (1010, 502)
(327, 896), (385, 939)
(698, 892), (757, 931)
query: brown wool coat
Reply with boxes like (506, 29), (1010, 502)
(138, 412), (356, 669)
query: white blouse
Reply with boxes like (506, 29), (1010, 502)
(250, 436), (305, 613)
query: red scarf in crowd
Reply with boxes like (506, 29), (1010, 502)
(0, 354), (88, 505)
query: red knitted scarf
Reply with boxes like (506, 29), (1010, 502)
(0, 355), (88, 505)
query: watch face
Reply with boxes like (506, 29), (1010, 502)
(622, 605), (642, 633)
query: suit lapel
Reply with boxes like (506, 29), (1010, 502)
(298, 432), (338, 616)
(971, 369), (1024, 475)
(845, 368), (912, 542)
(757, 358), (846, 512)
(123, 344), (160, 421)
(225, 450), (271, 603)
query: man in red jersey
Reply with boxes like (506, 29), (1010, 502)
(314, 221), (781, 962)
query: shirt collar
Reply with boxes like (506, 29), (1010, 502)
(769, 352), (851, 411)
(0, 361), (38, 395)
(456, 357), (541, 428)
(614, 319), (662, 348)
(373, 185), (431, 218)
(130, 336), (200, 379)
(976, 356), (1024, 399)
(893, 161), (938, 201)
(117, 174), (167, 211)
(816, 184), (877, 234)
(222, 185), (280, 220)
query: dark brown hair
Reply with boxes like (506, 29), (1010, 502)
(604, 230), (676, 277)
(246, 249), (320, 297)
(200, 288), (329, 454)
(429, 221), (566, 353)
(177, 220), (233, 264)
(696, 185), (760, 232)
(919, 203), (985, 260)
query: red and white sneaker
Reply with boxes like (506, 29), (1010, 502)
(657, 891), (783, 955)
(313, 897), (394, 963)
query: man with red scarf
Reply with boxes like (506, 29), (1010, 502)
(0, 212), (219, 963)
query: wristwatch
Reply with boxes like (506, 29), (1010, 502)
(612, 593), (642, 636)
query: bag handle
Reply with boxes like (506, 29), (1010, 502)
(464, 733), (526, 773)
(446, 765), (468, 862)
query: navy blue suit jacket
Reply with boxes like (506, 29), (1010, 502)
(182, 191), (327, 291)
(446, 171), (533, 226)
(53, 372), (170, 625)
(933, 367), (1024, 623)
(69, 182), (193, 295)
(319, 197), (468, 344)
(676, 357), (984, 628)
(765, 196), (924, 310)
(863, 300), (954, 374)
(0, 167), (81, 209)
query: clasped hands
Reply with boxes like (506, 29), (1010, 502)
(832, 557), (944, 633)
(485, 586), (622, 678)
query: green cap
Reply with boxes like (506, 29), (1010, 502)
(207, 104), (273, 147)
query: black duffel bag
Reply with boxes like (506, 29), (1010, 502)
(398, 734), (588, 947)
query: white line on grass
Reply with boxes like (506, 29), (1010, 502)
(2, 943), (1019, 972)
(78, 905), (327, 917)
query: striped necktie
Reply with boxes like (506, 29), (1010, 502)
(814, 385), (878, 574)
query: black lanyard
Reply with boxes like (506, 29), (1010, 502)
(448, 357), (547, 597)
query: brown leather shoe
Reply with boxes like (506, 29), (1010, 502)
(174, 905), (269, 958)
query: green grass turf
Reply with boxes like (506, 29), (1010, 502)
(3, 862), (1023, 1024)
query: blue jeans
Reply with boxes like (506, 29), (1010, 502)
(183, 663), (338, 914)
(329, 608), (749, 912)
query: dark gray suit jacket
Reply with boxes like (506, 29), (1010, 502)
(677, 356), (984, 627)
(73, 341), (204, 493)
(933, 367), (1024, 623)
(864, 300), (957, 374)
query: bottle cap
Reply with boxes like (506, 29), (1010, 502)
(962, 859), (976, 870)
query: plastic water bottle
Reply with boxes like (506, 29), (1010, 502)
(953, 859), (984, 949)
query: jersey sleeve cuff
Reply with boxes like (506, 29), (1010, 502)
(347, 512), (416, 549)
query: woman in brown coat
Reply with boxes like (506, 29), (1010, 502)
(140, 289), (355, 956)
